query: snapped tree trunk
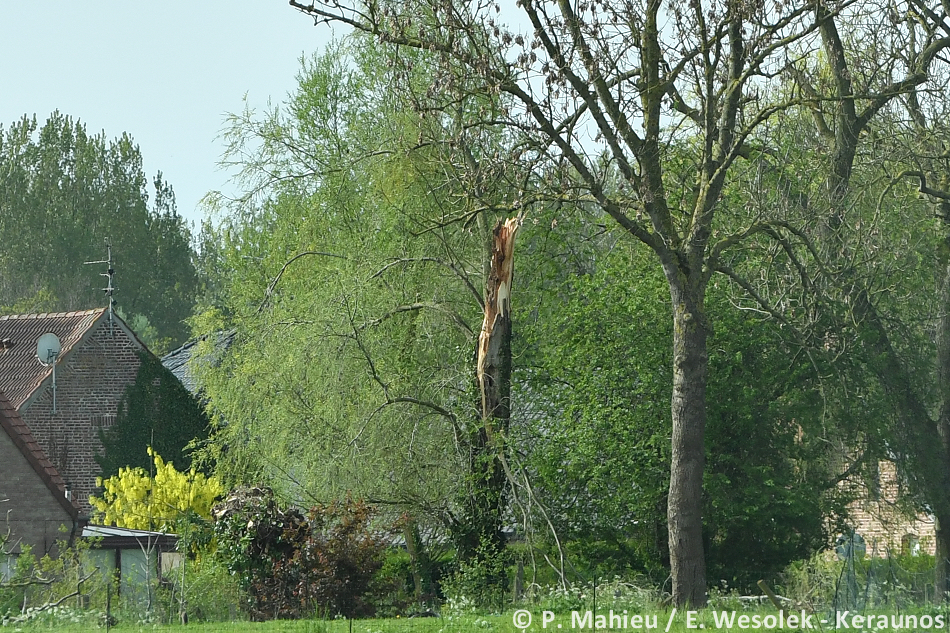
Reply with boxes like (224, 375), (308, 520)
(666, 275), (709, 607)
(454, 217), (520, 576)
(477, 216), (521, 431)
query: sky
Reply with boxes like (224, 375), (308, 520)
(0, 2), (334, 228)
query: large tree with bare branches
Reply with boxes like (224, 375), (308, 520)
(288, 0), (950, 601)
(725, 0), (950, 596)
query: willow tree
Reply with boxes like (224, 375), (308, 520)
(289, 0), (832, 604)
(195, 43), (525, 594)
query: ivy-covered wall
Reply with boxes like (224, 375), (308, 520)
(97, 351), (210, 478)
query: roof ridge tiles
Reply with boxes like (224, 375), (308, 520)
(0, 308), (106, 321)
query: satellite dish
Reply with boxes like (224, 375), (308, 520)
(36, 333), (61, 365)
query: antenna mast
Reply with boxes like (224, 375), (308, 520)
(84, 242), (116, 336)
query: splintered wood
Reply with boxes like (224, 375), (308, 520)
(477, 216), (521, 433)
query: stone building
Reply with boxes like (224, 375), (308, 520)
(847, 459), (936, 557)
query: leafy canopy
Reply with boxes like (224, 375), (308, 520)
(0, 111), (198, 351)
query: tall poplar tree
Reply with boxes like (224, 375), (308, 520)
(0, 112), (198, 351)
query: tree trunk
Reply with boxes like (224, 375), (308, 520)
(935, 221), (950, 599)
(666, 277), (709, 607)
(477, 217), (520, 431)
(403, 520), (426, 606)
(454, 217), (520, 583)
(936, 517), (950, 600)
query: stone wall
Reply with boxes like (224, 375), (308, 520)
(848, 460), (936, 557)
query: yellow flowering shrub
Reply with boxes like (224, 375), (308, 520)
(90, 447), (223, 531)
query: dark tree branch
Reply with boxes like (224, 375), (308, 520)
(258, 251), (349, 314)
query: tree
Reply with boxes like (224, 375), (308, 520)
(289, 0), (834, 604)
(90, 447), (223, 532)
(518, 234), (839, 589)
(0, 112), (198, 351)
(194, 43), (513, 577)
(724, 1), (950, 596)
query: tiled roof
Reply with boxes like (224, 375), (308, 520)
(161, 330), (235, 396)
(0, 309), (106, 408)
(0, 389), (79, 519)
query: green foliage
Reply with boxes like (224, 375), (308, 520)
(517, 237), (838, 590)
(781, 550), (940, 610)
(193, 40), (504, 551)
(369, 550), (416, 618)
(0, 112), (198, 348)
(157, 555), (245, 624)
(441, 540), (511, 614)
(97, 351), (210, 479)
(0, 544), (37, 617)
(1, 539), (114, 628)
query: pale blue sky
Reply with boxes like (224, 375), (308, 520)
(0, 2), (332, 227)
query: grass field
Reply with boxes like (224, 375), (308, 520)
(11, 605), (950, 632)
(6, 613), (498, 633)
(3, 610), (696, 633)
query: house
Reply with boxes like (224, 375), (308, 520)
(846, 459), (937, 557)
(161, 330), (235, 398)
(0, 309), (146, 516)
(0, 389), (81, 560)
(1, 391), (178, 597)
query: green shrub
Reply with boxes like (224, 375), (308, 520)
(370, 550), (415, 618)
(2, 540), (115, 627)
(781, 549), (938, 610)
(441, 541), (510, 613)
(213, 487), (389, 620)
(158, 555), (244, 623)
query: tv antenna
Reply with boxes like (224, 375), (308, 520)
(37, 333), (62, 413)
(84, 242), (116, 336)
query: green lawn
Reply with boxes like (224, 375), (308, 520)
(12, 606), (950, 632)
(6, 614), (479, 633)
(6, 611), (681, 633)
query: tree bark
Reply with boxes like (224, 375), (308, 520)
(935, 221), (950, 599)
(454, 216), (521, 575)
(665, 273), (709, 607)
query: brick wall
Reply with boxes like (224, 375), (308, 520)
(20, 320), (143, 516)
(847, 460), (936, 556)
(0, 426), (76, 556)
